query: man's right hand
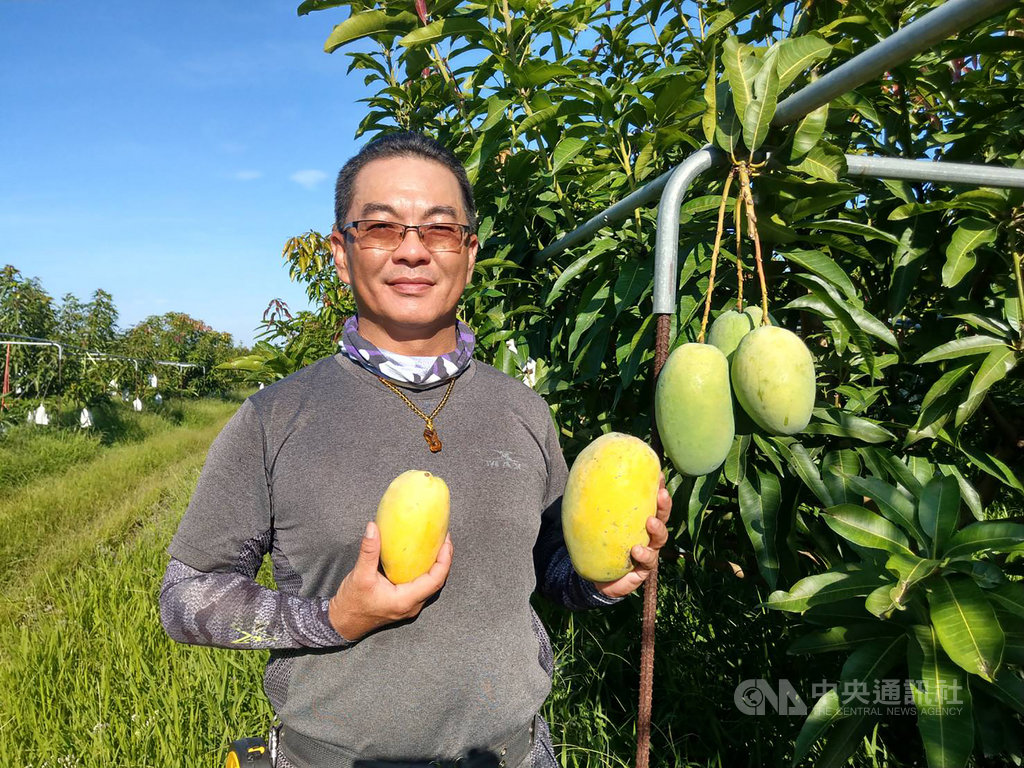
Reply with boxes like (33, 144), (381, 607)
(328, 520), (453, 642)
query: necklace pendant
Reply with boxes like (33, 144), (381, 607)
(424, 427), (442, 453)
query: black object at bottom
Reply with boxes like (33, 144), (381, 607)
(227, 737), (274, 767)
(280, 716), (535, 768)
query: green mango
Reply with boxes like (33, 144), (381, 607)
(655, 343), (735, 476)
(731, 326), (816, 435)
(743, 305), (777, 327)
(707, 310), (755, 360)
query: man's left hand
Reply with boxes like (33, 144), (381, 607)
(592, 472), (672, 599)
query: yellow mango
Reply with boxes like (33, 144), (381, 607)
(731, 325), (816, 435)
(562, 433), (660, 582)
(376, 470), (450, 584)
(655, 342), (735, 476)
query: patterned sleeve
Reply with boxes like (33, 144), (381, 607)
(159, 556), (350, 650)
(532, 411), (622, 611)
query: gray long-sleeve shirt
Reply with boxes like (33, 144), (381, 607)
(160, 353), (616, 765)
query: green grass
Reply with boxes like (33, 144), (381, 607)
(0, 395), (275, 768)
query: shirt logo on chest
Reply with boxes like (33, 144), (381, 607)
(484, 450), (523, 470)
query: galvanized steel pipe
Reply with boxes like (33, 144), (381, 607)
(773, 0), (1018, 126)
(845, 154), (1024, 189)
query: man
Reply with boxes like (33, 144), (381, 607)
(160, 132), (671, 768)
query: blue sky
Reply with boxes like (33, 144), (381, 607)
(1, 0), (376, 347)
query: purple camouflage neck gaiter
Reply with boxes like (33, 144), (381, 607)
(339, 314), (476, 390)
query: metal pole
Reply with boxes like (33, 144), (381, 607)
(773, 0), (1017, 126)
(653, 148), (728, 314)
(536, 167), (679, 261)
(845, 154), (1024, 189)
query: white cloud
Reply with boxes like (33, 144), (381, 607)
(233, 170), (263, 181)
(290, 169), (328, 189)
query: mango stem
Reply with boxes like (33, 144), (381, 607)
(737, 162), (771, 326)
(734, 194), (744, 312)
(698, 167), (736, 344)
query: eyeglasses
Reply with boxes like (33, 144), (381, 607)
(340, 220), (472, 253)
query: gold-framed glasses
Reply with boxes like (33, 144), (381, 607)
(340, 220), (472, 253)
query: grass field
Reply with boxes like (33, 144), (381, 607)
(0, 396), (277, 768)
(1, 394), (871, 768)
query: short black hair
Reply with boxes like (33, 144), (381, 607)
(334, 132), (477, 231)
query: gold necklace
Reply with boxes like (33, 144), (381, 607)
(376, 376), (456, 453)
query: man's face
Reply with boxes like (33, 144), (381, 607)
(330, 155), (478, 337)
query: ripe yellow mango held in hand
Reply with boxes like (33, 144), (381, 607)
(375, 470), (450, 584)
(655, 342), (735, 476)
(562, 433), (661, 582)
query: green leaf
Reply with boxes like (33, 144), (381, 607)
(566, 281), (610, 358)
(686, 467), (721, 549)
(544, 240), (616, 306)
(824, 504), (916, 556)
(775, 34), (832, 90)
(742, 55), (779, 152)
(919, 475), (960, 558)
(794, 274), (898, 350)
(767, 571), (885, 614)
(790, 104), (828, 159)
(479, 97), (512, 132)
(298, 0), (347, 15)
(885, 552), (941, 609)
(911, 363), (973, 437)
(399, 16), (490, 47)
(927, 576), (1004, 682)
(815, 711), (874, 768)
(864, 582), (900, 618)
(792, 688), (842, 764)
(788, 624), (899, 655)
(773, 439), (833, 506)
(954, 347), (1018, 428)
(721, 36), (758, 121)
(779, 249), (856, 299)
(551, 137), (587, 173)
(724, 434), (751, 485)
(976, 673), (1024, 716)
(948, 313), (1014, 339)
(714, 93), (742, 155)
(612, 259), (652, 316)
(701, 49), (717, 144)
(792, 142), (847, 183)
(808, 218), (900, 246)
(908, 625), (974, 768)
(943, 522), (1024, 559)
(957, 443), (1024, 493)
(915, 336), (1009, 365)
(937, 464), (983, 522)
(511, 59), (574, 88)
(822, 449), (862, 506)
(805, 410), (896, 444)
(844, 476), (924, 547)
(514, 104), (558, 138)
(987, 583), (1024, 619)
(942, 218), (997, 288)
(738, 469), (781, 590)
(324, 10), (418, 52)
